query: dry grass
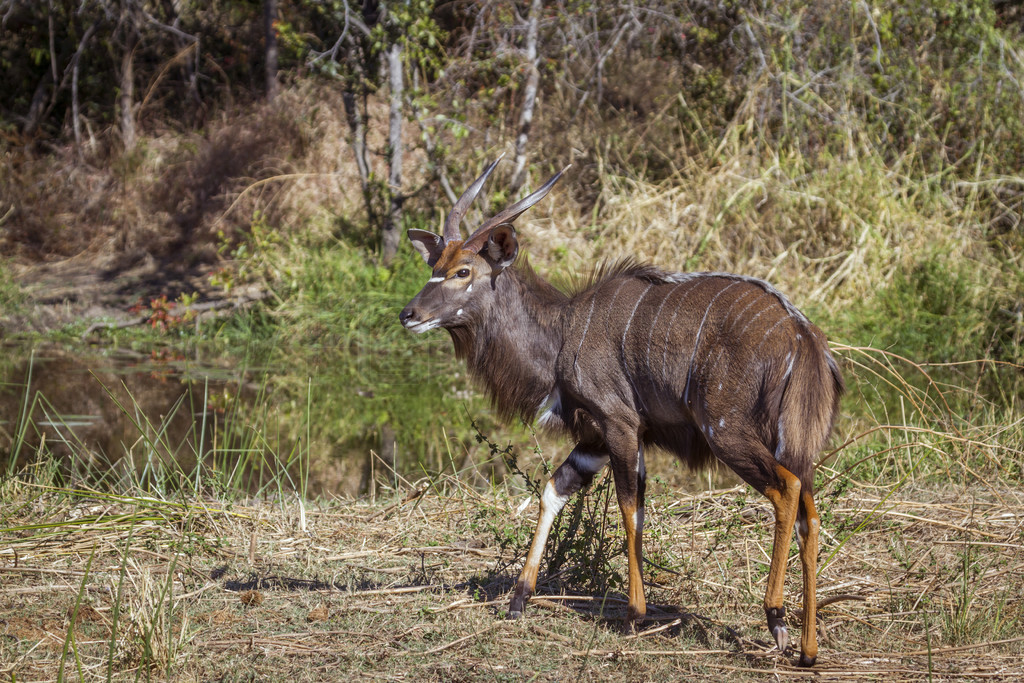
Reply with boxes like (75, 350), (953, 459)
(2, 454), (1023, 682)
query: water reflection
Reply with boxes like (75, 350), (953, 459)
(0, 344), (494, 498)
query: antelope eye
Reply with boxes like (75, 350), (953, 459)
(455, 268), (470, 279)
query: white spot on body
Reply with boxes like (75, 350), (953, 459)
(466, 284), (473, 293)
(536, 389), (564, 429)
(456, 309), (463, 316)
(774, 420), (786, 461)
(719, 418), (725, 428)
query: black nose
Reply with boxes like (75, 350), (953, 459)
(399, 307), (417, 325)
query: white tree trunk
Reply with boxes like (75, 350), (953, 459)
(509, 0), (543, 193)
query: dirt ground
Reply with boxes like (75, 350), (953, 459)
(2, 475), (1022, 682)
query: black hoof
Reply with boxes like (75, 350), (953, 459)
(799, 653), (817, 668)
(509, 581), (531, 618)
(765, 606), (788, 652)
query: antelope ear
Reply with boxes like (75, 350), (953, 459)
(484, 224), (519, 271)
(408, 229), (445, 266)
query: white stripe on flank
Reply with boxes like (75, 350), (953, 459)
(719, 285), (756, 328)
(573, 292), (599, 384)
(622, 285), (653, 412)
(684, 281), (740, 404)
(659, 279), (704, 381)
(756, 315), (792, 351)
(727, 290), (766, 333)
(734, 300), (775, 338)
(622, 285), (653, 348)
(645, 282), (684, 374)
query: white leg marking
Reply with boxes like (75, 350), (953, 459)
(631, 507), (645, 535)
(568, 451), (609, 474)
(524, 481), (570, 571)
(796, 516), (809, 551)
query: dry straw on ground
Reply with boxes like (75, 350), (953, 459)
(2, 454), (1023, 682)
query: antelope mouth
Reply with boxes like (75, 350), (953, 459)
(404, 318), (441, 334)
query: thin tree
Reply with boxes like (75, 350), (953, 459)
(264, 0), (279, 101)
(509, 0), (543, 193)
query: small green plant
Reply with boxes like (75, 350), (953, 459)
(472, 421), (625, 605)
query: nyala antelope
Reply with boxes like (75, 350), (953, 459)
(399, 159), (843, 667)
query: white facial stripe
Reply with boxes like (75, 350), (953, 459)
(405, 319), (440, 334)
(427, 276), (444, 283)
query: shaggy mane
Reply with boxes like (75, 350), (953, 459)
(563, 257), (677, 296)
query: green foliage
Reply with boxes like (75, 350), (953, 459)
(0, 260), (25, 316)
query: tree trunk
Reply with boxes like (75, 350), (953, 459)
(509, 0), (543, 193)
(264, 0), (279, 101)
(382, 41), (403, 264)
(342, 89), (376, 228)
(119, 33), (137, 150)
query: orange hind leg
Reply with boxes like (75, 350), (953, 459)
(797, 490), (820, 667)
(763, 464), (801, 655)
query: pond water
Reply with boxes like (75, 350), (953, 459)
(0, 342), (510, 498)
